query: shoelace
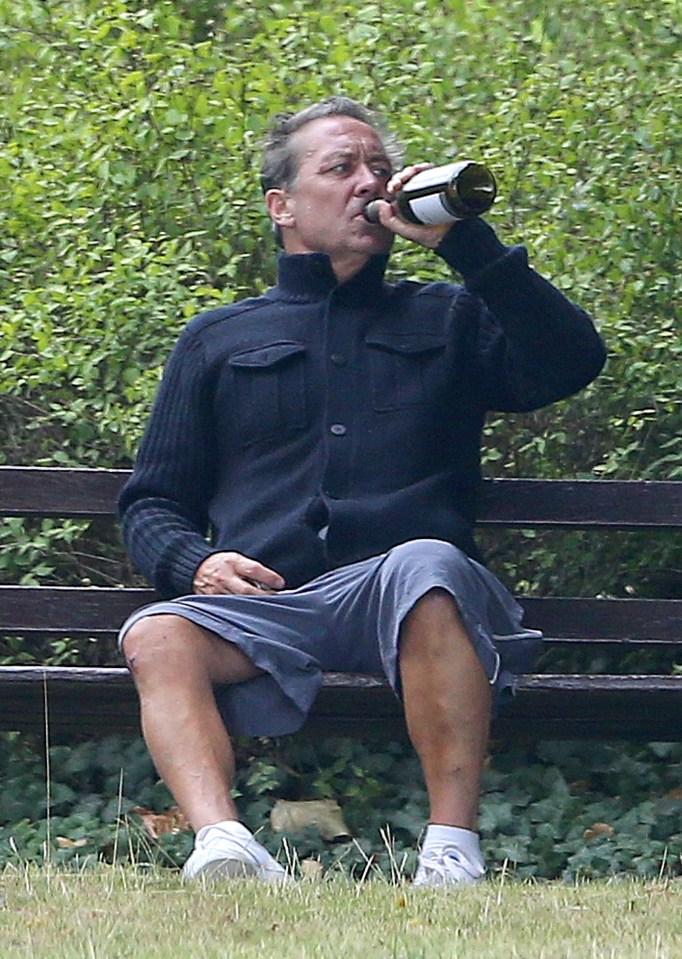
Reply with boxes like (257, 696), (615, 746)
(442, 852), (468, 876)
(420, 849), (480, 882)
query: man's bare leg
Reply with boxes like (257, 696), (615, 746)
(122, 614), (261, 832)
(399, 587), (491, 885)
(399, 588), (491, 829)
(123, 614), (290, 882)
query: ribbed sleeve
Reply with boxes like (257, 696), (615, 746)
(436, 219), (607, 411)
(118, 329), (219, 597)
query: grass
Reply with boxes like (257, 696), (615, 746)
(0, 866), (680, 958)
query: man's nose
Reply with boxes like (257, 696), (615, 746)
(354, 164), (385, 195)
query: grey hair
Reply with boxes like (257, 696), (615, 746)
(260, 96), (402, 193)
(260, 96), (402, 246)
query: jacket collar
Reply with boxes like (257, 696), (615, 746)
(272, 252), (390, 305)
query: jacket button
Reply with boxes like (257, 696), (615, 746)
(330, 423), (347, 436)
(330, 352), (347, 367)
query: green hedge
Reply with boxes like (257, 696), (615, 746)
(2, 733), (681, 881)
(0, 0), (679, 605)
(0, 2), (680, 879)
(1, 0), (679, 474)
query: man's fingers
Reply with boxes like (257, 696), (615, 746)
(235, 558), (286, 591)
(195, 573), (270, 596)
(387, 162), (433, 196)
(192, 551), (285, 595)
(194, 572), (237, 595)
(240, 579), (278, 596)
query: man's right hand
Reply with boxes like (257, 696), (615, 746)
(374, 163), (453, 250)
(192, 552), (286, 596)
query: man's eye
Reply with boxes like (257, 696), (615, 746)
(330, 162), (350, 174)
(373, 166), (392, 179)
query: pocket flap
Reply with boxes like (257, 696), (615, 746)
(229, 342), (306, 369)
(365, 331), (447, 355)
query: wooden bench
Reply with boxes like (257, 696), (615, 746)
(1, 466), (680, 742)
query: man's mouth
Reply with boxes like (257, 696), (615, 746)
(354, 199), (387, 224)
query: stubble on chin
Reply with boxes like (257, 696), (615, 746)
(352, 218), (393, 254)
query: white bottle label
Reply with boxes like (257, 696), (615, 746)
(403, 161), (472, 225)
(407, 193), (459, 225)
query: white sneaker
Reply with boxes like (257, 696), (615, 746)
(413, 845), (485, 888)
(182, 822), (290, 883)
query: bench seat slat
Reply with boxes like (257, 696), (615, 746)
(0, 667), (680, 742)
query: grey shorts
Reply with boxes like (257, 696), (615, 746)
(118, 538), (541, 737)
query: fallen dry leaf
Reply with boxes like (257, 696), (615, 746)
(131, 805), (191, 839)
(664, 787), (682, 801)
(299, 858), (324, 881)
(583, 822), (615, 841)
(55, 837), (88, 849)
(270, 799), (351, 841)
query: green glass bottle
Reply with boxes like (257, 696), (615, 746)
(364, 160), (496, 225)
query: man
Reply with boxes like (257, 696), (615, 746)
(118, 97), (605, 887)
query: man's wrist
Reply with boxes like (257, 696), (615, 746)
(164, 543), (215, 596)
(435, 218), (509, 281)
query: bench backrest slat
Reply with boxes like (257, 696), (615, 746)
(1, 586), (680, 644)
(0, 467), (129, 516)
(477, 478), (682, 528)
(1, 468), (680, 529)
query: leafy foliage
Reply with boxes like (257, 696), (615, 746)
(1, 733), (682, 881)
(1, 0), (679, 598)
(1, 0), (679, 474)
(0, 0), (680, 881)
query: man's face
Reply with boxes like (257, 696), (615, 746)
(268, 115), (394, 276)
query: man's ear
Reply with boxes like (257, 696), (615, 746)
(265, 189), (296, 229)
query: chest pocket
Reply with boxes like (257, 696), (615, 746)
(228, 341), (307, 447)
(365, 332), (447, 412)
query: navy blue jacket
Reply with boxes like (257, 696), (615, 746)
(119, 219), (606, 597)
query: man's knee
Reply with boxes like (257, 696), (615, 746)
(121, 614), (195, 674)
(121, 613), (262, 688)
(410, 586), (458, 618)
(402, 588), (465, 646)
(383, 538), (468, 579)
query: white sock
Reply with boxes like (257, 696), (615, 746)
(421, 824), (484, 868)
(196, 820), (253, 844)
